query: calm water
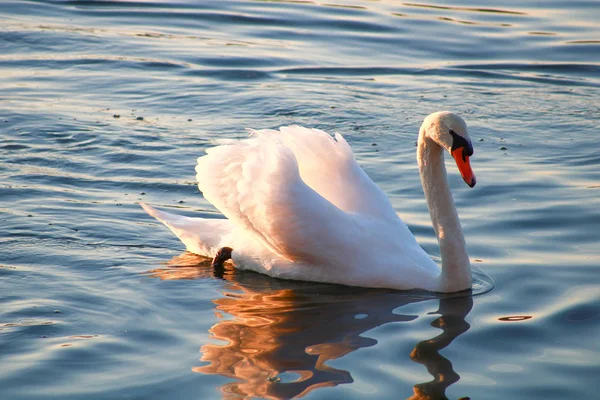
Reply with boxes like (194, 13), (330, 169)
(1, 1), (599, 399)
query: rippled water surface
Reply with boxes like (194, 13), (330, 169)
(1, 1), (599, 399)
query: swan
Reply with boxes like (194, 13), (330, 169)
(141, 111), (476, 292)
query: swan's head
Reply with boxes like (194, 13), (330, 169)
(421, 111), (476, 188)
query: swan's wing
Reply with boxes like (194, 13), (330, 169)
(250, 126), (397, 220)
(196, 137), (356, 263)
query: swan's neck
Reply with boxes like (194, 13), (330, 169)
(417, 131), (471, 292)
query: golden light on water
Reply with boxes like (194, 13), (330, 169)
(147, 253), (474, 399)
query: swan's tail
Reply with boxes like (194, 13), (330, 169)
(140, 202), (232, 257)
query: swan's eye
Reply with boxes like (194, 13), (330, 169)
(449, 130), (473, 157)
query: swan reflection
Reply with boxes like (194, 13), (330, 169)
(148, 253), (473, 400)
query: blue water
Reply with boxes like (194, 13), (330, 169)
(1, 1), (599, 399)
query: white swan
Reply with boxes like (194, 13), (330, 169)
(141, 111), (476, 292)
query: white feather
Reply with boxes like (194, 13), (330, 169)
(142, 116), (474, 292)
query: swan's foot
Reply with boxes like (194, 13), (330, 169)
(211, 247), (233, 268)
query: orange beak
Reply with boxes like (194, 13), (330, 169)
(451, 147), (476, 188)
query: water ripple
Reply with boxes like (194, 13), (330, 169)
(1, 1), (599, 399)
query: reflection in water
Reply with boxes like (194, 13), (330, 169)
(408, 296), (473, 400)
(148, 253), (473, 400)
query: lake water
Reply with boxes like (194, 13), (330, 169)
(1, 1), (599, 399)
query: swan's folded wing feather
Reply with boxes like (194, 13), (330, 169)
(252, 126), (397, 220)
(196, 137), (355, 263)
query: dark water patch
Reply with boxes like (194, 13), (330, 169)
(472, 179), (562, 201)
(186, 55), (293, 69)
(276, 65), (600, 87)
(183, 68), (273, 81)
(86, 9), (285, 27)
(0, 29), (103, 54)
(268, 105), (325, 118)
(84, 8), (399, 35)
(0, 144), (30, 150)
(402, 3), (527, 16)
(446, 67), (598, 87)
(559, 303), (600, 323)
(103, 138), (177, 153)
(100, 151), (153, 165)
(1, 337), (140, 388)
(279, 66), (419, 76)
(0, 57), (188, 71)
(452, 62), (600, 78)
(551, 151), (600, 168)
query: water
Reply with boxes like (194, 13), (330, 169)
(1, 1), (599, 399)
